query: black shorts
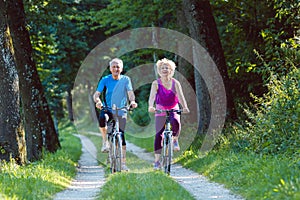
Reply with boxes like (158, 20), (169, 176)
(98, 109), (127, 145)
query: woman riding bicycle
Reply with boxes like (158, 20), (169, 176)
(148, 58), (189, 170)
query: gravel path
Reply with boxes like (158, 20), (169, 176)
(53, 133), (244, 200)
(53, 135), (105, 200)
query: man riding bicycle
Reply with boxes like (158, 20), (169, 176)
(93, 58), (138, 171)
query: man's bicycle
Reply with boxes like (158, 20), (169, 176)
(105, 105), (131, 173)
(156, 109), (182, 175)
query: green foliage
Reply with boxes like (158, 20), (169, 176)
(236, 67), (300, 156)
(211, 0), (300, 113)
(24, 0), (106, 117)
(0, 122), (81, 199)
(130, 101), (151, 127)
(92, 0), (181, 34)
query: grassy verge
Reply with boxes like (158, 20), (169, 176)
(0, 121), (81, 199)
(178, 149), (300, 200)
(97, 171), (194, 200)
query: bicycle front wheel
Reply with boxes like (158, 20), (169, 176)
(166, 133), (173, 174)
(162, 132), (173, 175)
(115, 133), (122, 172)
(110, 136), (117, 173)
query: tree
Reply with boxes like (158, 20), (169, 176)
(6, 0), (60, 161)
(24, 0), (107, 122)
(0, 0), (26, 164)
(182, 0), (236, 132)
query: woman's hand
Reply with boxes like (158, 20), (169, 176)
(148, 106), (156, 113)
(183, 107), (190, 113)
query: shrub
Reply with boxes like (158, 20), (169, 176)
(237, 67), (299, 157)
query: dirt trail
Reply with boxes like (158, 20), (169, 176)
(53, 133), (244, 200)
(53, 135), (105, 200)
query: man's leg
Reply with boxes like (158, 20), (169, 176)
(99, 126), (109, 152)
(119, 116), (129, 171)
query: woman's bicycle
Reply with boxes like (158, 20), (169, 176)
(156, 109), (182, 175)
(104, 105), (131, 173)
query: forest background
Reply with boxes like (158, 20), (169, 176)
(0, 0), (299, 199)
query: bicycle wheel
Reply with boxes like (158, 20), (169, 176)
(115, 133), (122, 172)
(107, 135), (112, 166)
(162, 132), (173, 174)
(110, 135), (117, 173)
(166, 133), (173, 174)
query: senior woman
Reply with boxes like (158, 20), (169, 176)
(148, 58), (189, 170)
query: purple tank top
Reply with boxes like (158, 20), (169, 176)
(155, 78), (179, 109)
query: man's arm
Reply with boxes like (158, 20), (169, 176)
(93, 91), (103, 108)
(127, 90), (138, 108)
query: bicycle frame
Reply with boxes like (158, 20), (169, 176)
(105, 105), (131, 173)
(162, 114), (173, 174)
(157, 109), (182, 175)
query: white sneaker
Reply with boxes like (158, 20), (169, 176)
(121, 164), (130, 171)
(101, 142), (109, 153)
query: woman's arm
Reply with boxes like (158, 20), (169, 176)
(174, 79), (189, 113)
(148, 80), (158, 112)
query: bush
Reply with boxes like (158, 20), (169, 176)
(226, 67), (299, 158)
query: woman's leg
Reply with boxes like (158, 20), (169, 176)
(170, 113), (181, 151)
(154, 116), (165, 162)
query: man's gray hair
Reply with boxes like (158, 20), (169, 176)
(109, 58), (123, 68)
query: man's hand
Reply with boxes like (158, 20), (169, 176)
(96, 101), (103, 109)
(130, 101), (138, 109)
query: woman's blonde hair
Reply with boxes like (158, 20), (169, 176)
(156, 58), (176, 78)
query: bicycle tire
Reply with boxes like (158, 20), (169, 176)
(162, 131), (172, 174)
(110, 136), (116, 173)
(166, 133), (173, 174)
(115, 133), (122, 172)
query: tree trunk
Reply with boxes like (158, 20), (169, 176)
(182, 0), (236, 127)
(6, 0), (60, 160)
(66, 88), (74, 122)
(0, 0), (26, 164)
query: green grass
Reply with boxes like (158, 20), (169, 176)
(178, 149), (300, 200)
(97, 171), (194, 200)
(0, 121), (81, 199)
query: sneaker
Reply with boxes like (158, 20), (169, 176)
(153, 161), (161, 170)
(173, 140), (180, 151)
(101, 142), (109, 153)
(121, 164), (130, 171)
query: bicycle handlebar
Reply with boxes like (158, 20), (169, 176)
(155, 109), (183, 115)
(101, 105), (134, 111)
